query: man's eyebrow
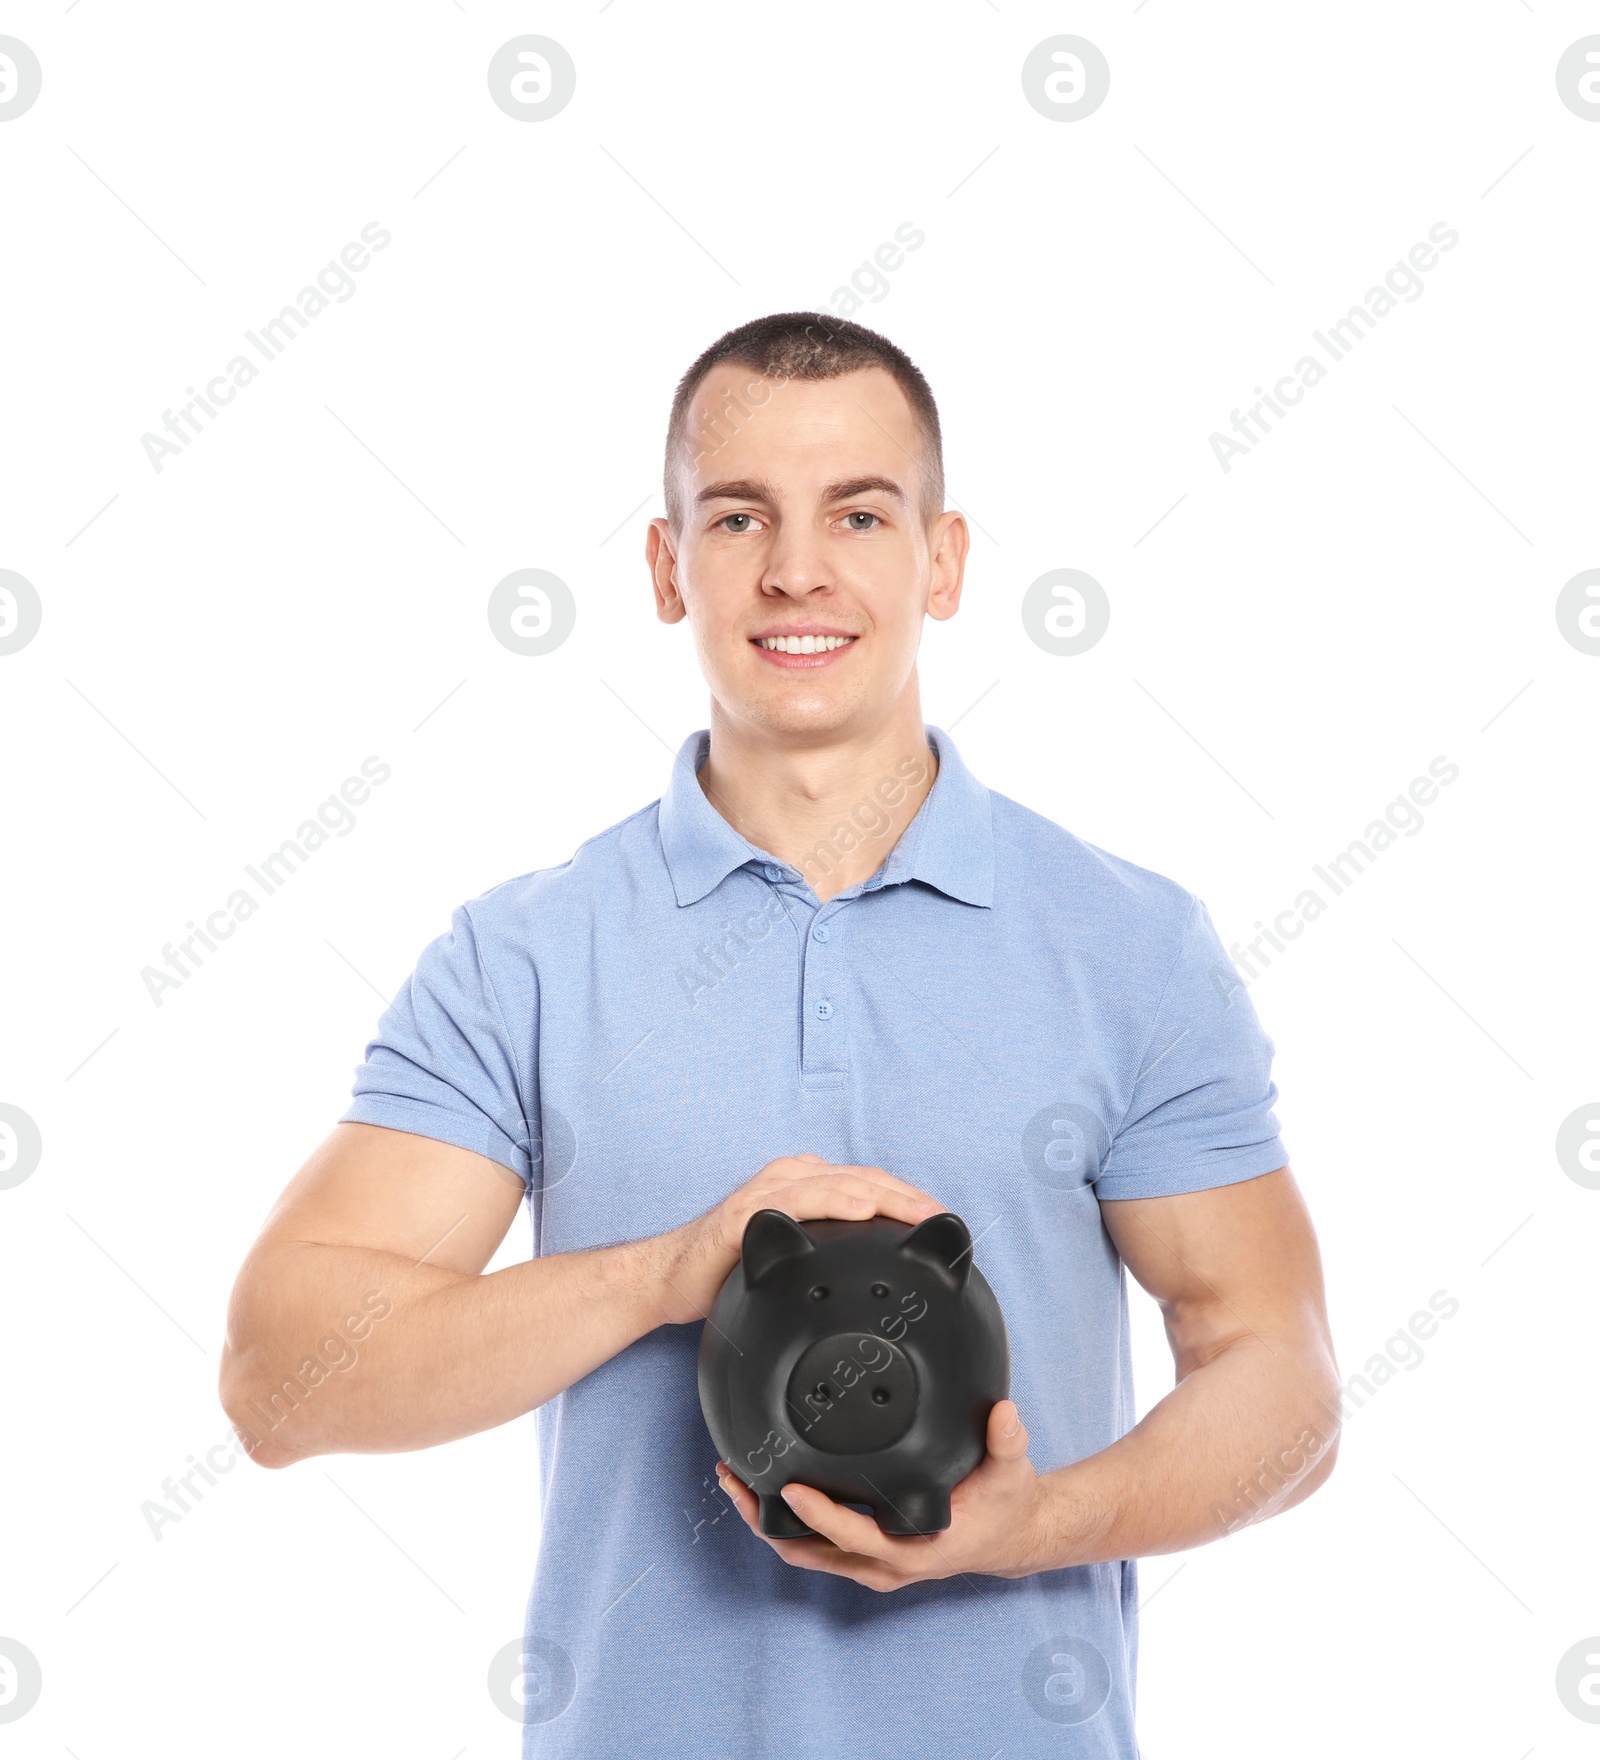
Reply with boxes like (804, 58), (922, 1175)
(694, 475), (909, 508)
(695, 478), (780, 507)
(821, 475), (908, 506)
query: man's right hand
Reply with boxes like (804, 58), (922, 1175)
(639, 1153), (947, 1327)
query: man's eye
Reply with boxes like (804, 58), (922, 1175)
(842, 511), (881, 531)
(718, 513), (758, 534)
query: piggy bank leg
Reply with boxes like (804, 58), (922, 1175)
(758, 1492), (815, 1539)
(877, 1487), (951, 1536)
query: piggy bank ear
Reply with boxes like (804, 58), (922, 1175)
(897, 1212), (972, 1289)
(742, 1209), (816, 1289)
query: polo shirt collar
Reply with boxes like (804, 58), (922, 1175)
(657, 724), (994, 910)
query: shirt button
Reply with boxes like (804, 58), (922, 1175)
(764, 865), (782, 882)
(812, 923), (831, 943)
(814, 998), (834, 1020)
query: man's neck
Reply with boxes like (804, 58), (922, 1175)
(696, 704), (938, 905)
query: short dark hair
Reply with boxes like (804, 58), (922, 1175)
(663, 311), (945, 530)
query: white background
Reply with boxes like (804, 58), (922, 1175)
(2, 3), (1597, 1755)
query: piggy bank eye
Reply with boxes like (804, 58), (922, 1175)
(870, 1282), (890, 1298)
(809, 1285), (829, 1301)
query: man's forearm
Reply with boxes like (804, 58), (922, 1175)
(1023, 1333), (1342, 1571)
(220, 1235), (664, 1467)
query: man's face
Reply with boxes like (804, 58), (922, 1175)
(648, 363), (967, 743)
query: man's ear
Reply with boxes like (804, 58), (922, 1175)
(646, 516), (687, 623)
(924, 509), (969, 623)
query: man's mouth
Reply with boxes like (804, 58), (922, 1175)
(751, 633), (858, 654)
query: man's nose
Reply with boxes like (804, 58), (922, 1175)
(761, 530), (835, 597)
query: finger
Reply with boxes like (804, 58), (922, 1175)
(763, 1537), (909, 1592)
(714, 1469), (892, 1582)
(715, 1462), (760, 1529)
(777, 1483), (907, 1563)
(985, 1399), (1030, 1463)
(763, 1158), (944, 1208)
(780, 1175), (947, 1226)
(823, 1163), (947, 1206)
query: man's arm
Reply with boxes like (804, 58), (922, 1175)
(1036, 1162), (1341, 1561)
(717, 1166), (1341, 1586)
(219, 1125), (946, 1469)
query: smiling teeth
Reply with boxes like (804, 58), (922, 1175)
(757, 634), (856, 653)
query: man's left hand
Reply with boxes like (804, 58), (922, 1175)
(714, 1400), (1054, 1590)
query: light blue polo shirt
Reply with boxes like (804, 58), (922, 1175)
(341, 724), (1287, 1759)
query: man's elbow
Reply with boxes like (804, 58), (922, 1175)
(1286, 1362), (1344, 1506)
(235, 1431), (301, 1472)
(1300, 1428), (1340, 1500)
(218, 1348), (312, 1472)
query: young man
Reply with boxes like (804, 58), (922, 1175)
(221, 313), (1339, 1757)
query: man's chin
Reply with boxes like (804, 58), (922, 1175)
(716, 681), (864, 743)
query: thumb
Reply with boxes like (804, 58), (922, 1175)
(987, 1399), (1029, 1461)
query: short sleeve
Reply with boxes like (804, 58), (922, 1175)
(339, 903), (533, 1185)
(1094, 894), (1289, 1200)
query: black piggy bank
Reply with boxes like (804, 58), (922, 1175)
(697, 1208), (1010, 1538)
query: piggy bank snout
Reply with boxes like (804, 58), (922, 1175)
(785, 1330), (918, 1454)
